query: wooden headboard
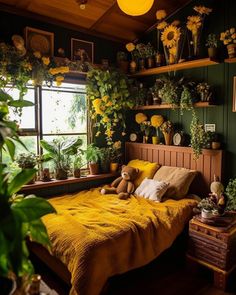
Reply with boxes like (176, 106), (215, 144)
(125, 142), (223, 196)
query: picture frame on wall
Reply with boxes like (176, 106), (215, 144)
(233, 76), (236, 112)
(71, 38), (94, 63)
(24, 27), (54, 56)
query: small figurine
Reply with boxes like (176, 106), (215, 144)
(210, 175), (224, 200)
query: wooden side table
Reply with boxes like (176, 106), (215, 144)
(187, 213), (236, 290)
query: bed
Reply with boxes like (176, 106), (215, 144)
(31, 143), (223, 295)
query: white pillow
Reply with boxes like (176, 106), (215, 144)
(134, 178), (169, 202)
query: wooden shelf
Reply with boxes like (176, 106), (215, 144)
(224, 57), (236, 63)
(134, 101), (216, 110)
(130, 58), (219, 77)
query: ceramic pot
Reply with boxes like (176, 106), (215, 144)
(208, 47), (217, 59)
(152, 136), (159, 145)
(55, 168), (68, 180)
(73, 168), (81, 178)
(227, 44), (236, 58)
(89, 163), (99, 175)
(110, 162), (119, 173)
(201, 209), (213, 219)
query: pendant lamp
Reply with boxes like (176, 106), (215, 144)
(117, 0), (154, 16)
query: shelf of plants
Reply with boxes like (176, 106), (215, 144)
(134, 101), (216, 110)
(130, 58), (219, 77)
(224, 57), (236, 63)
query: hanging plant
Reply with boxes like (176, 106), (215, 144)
(86, 67), (134, 143)
(190, 109), (205, 159)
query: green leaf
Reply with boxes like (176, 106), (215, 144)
(40, 140), (57, 155)
(7, 169), (37, 196)
(8, 100), (34, 108)
(11, 196), (56, 222)
(0, 89), (13, 102)
(4, 138), (16, 160)
(28, 219), (51, 247)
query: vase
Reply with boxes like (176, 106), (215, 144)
(110, 162), (119, 173)
(143, 136), (149, 144)
(129, 60), (137, 73)
(152, 136), (159, 145)
(163, 131), (173, 145)
(227, 44), (236, 58)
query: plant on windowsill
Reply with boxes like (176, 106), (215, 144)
(0, 86), (56, 293)
(73, 151), (86, 178)
(40, 137), (83, 180)
(15, 153), (38, 184)
(85, 144), (102, 175)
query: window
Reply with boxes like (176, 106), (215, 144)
(3, 82), (87, 162)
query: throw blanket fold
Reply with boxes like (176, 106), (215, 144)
(43, 187), (197, 295)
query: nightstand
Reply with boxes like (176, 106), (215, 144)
(187, 213), (236, 290)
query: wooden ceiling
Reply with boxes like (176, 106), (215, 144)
(0, 0), (191, 43)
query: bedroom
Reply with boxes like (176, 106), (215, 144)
(0, 0), (236, 294)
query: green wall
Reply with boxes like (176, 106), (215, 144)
(127, 0), (236, 182)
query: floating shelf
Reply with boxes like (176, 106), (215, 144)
(134, 101), (216, 110)
(66, 70), (87, 77)
(224, 57), (236, 63)
(130, 58), (219, 77)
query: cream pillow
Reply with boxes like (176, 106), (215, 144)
(127, 159), (160, 188)
(153, 166), (197, 200)
(134, 178), (169, 201)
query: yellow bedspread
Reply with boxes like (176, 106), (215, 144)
(43, 187), (197, 295)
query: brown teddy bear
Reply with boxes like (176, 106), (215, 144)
(101, 165), (139, 199)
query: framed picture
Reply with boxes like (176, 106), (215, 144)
(233, 77), (236, 112)
(71, 38), (94, 63)
(24, 27), (54, 56)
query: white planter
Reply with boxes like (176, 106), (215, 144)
(201, 209), (213, 219)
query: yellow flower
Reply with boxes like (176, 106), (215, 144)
(92, 98), (102, 108)
(42, 57), (50, 66)
(193, 5), (212, 15)
(157, 21), (168, 30)
(224, 40), (229, 45)
(156, 9), (167, 20)
(102, 95), (109, 102)
(187, 15), (202, 34)
(135, 112), (147, 124)
(169, 46), (177, 55)
(220, 32), (226, 41)
(95, 131), (101, 137)
(151, 115), (164, 128)
(171, 20), (180, 27)
(33, 51), (41, 58)
(102, 116), (110, 123)
(126, 42), (135, 52)
(94, 107), (104, 115)
(105, 129), (114, 138)
(113, 141), (121, 149)
(161, 25), (181, 48)
(232, 33), (236, 39)
(106, 101), (113, 107)
(55, 75), (64, 86)
(230, 28), (236, 34)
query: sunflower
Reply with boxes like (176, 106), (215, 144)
(102, 95), (109, 102)
(150, 115), (164, 128)
(126, 42), (135, 52)
(156, 9), (167, 20)
(157, 21), (168, 30)
(135, 112), (147, 124)
(187, 15), (202, 34)
(193, 5), (212, 15)
(161, 25), (181, 48)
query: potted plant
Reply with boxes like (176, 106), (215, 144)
(116, 51), (129, 73)
(136, 43), (147, 70)
(145, 43), (156, 68)
(0, 90), (55, 293)
(40, 137), (83, 180)
(99, 147), (111, 173)
(226, 178), (236, 211)
(73, 153), (84, 178)
(150, 115), (164, 144)
(220, 27), (236, 58)
(85, 144), (101, 175)
(108, 141), (122, 173)
(205, 33), (218, 59)
(16, 153), (37, 184)
(197, 197), (219, 218)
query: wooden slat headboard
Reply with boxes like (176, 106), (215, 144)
(125, 142), (223, 197)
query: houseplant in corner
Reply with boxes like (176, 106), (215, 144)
(0, 90), (56, 293)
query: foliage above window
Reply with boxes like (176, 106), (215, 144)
(86, 67), (134, 143)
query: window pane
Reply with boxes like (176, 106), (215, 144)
(42, 84), (87, 134)
(6, 87), (36, 129)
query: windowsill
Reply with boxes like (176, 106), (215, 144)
(20, 173), (117, 192)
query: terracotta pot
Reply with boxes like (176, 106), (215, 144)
(73, 168), (81, 178)
(212, 141), (221, 150)
(55, 168), (68, 180)
(110, 162), (119, 173)
(89, 163), (99, 175)
(152, 136), (159, 145)
(208, 47), (217, 59)
(146, 57), (154, 68)
(163, 131), (173, 145)
(227, 44), (236, 58)
(129, 60), (137, 73)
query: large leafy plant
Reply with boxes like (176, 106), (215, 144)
(86, 67), (134, 142)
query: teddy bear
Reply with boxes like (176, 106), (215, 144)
(101, 165), (139, 199)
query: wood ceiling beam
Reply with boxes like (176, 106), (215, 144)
(0, 2), (127, 43)
(17, 0), (32, 9)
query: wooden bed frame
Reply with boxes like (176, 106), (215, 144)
(30, 143), (223, 288)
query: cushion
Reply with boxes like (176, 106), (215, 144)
(153, 166), (197, 200)
(127, 159), (160, 188)
(134, 178), (169, 201)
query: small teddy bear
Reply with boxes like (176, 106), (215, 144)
(101, 165), (139, 199)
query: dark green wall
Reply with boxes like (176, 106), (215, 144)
(0, 9), (123, 64)
(127, 0), (236, 182)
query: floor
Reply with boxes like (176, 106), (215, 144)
(33, 245), (236, 295)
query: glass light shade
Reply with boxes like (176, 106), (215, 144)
(117, 0), (154, 16)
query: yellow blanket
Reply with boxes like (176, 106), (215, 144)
(43, 187), (197, 295)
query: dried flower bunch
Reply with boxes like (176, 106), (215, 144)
(220, 27), (236, 46)
(160, 120), (174, 134)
